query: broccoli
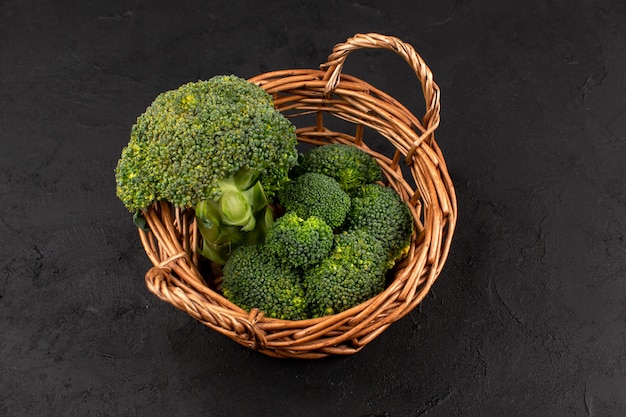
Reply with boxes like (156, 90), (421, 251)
(277, 172), (351, 229)
(221, 244), (308, 321)
(291, 143), (383, 194)
(304, 230), (389, 317)
(265, 212), (334, 270)
(115, 75), (298, 264)
(345, 183), (414, 266)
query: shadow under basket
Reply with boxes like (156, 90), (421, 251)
(137, 33), (457, 359)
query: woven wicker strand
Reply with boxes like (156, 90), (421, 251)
(137, 33), (457, 359)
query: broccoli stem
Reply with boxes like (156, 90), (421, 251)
(220, 189), (252, 227)
(195, 168), (273, 265)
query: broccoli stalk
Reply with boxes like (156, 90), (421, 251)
(195, 167), (274, 265)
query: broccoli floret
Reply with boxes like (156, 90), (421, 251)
(304, 230), (388, 317)
(345, 183), (414, 266)
(222, 244), (308, 321)
(292, 143), (383, 194)
(277, 172), (351, 229)
(265, 212), (333, 270)
(115, 75), (298, 264)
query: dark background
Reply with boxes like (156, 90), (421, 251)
(1, 0), (625, 416)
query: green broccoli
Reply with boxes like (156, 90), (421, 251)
(277, 172), (351, 229)
(292, 143), (383, 194)
(221, 244), (308, 321)
(304, 230), (389, 317)
(115, 75), (298, 264)
(345, 183), (414, 266)
(265, 212), (334, 270)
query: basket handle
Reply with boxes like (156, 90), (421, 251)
(321, 33), (440, 132)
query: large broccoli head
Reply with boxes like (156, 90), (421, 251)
(115, 75), (298, 212)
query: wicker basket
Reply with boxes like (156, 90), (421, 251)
(138, 33), (457, 359)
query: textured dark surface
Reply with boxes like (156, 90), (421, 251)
(1, 1), (625, 416)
